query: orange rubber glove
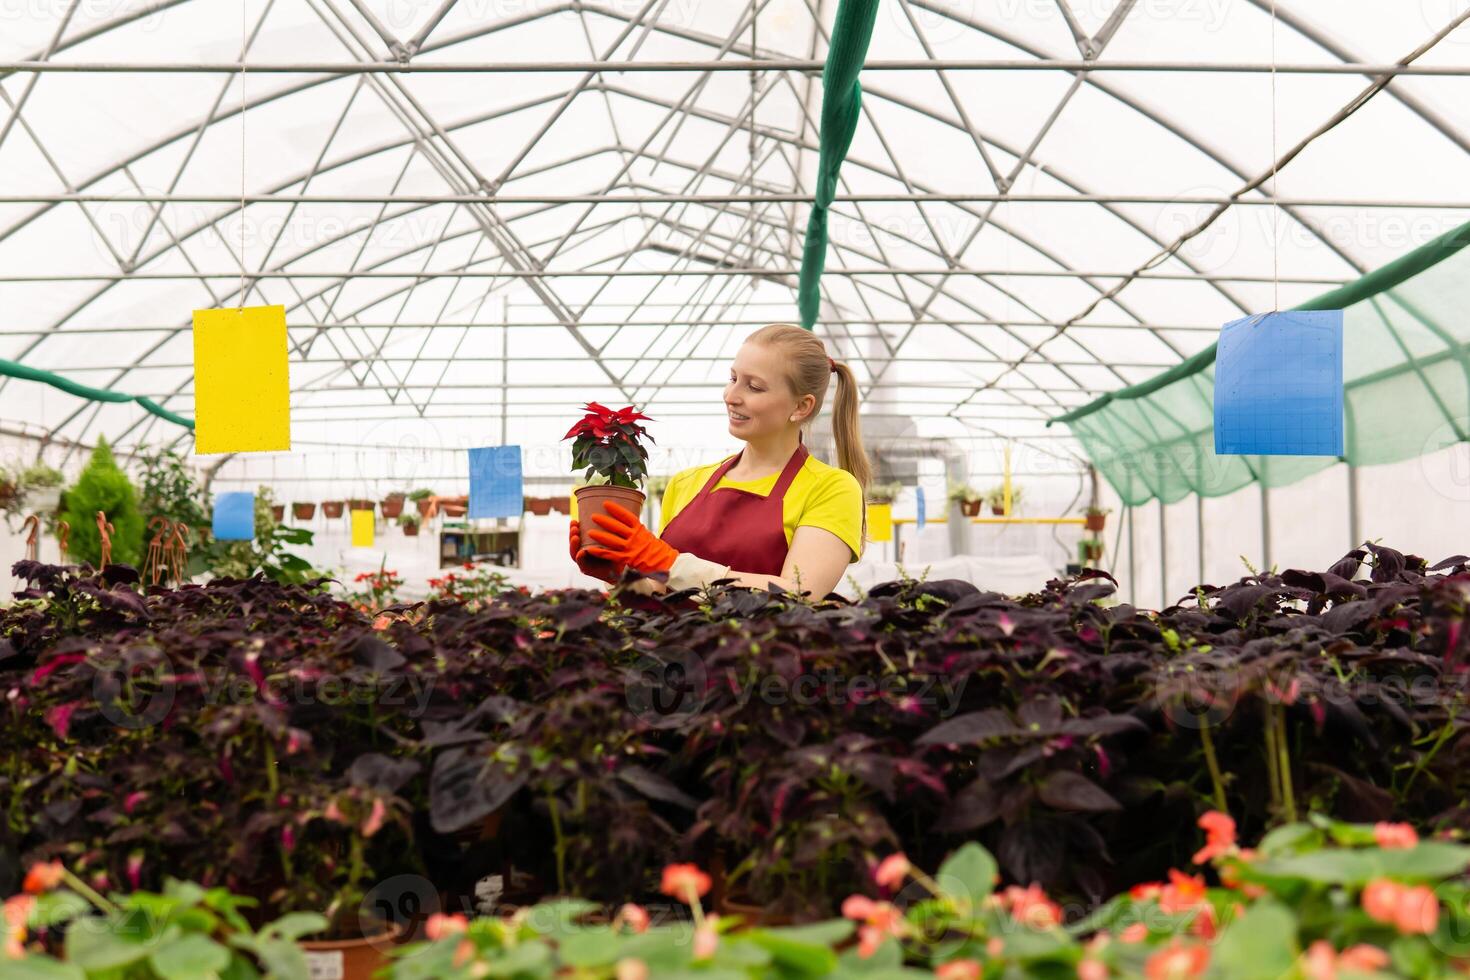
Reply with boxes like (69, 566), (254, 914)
(584, 501), (680, 574)
(569, 518), (625, 582)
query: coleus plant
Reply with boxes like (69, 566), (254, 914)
(4, 542), (1470, 927)
(563, 402), (654, 489)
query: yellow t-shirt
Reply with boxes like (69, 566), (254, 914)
(659, 452), (864, 563)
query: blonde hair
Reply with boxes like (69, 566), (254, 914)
(744, 324), (872, 495)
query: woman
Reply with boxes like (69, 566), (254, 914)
(568, 324), (870, 599)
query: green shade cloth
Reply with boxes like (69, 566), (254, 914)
(1050, 219), (1470, 506)
(0, 356), (194, 430)
(797, 0), (880, 330)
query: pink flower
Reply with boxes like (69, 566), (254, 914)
(1395, 885), (1440, 934)
(126, 852), (143, 891)
(124, 791), (149, 815)
(997, 613), (1016, 637)
(874, 853), (911, 891)
(1373, 822), (1418, 849)
(281, 824), (296, 853)
(1077, 960), (1109, 980)
(857, 925), (885, 959)
(22, 861), (64, 894)
(936, 960), (981, 980)
(1338, 945), (1390, 971)
(425, 913), (468, 940)
(841, 896), (904, 933)
(693, 923), (718, 960)
(1305, 940), (1391, 979)
(616, 904), (650, 934)
(1144, 940), (1209, 979)
(615, 959), (649, 980)
(360, 797), (387, 838)
(4, 894), (36, 959)
(1191, 810), (1236, 864)
(1120, 923), (1148, 943)
(659, 864), (711, 902)
(999, 884), (1062, 929)
(1362, 879), (1401, 924)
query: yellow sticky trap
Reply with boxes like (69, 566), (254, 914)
(351, 509), (375, 547)
(867, 502), (893, 543)
(192, 305), (291, 453)
(569, 493), (578, 521)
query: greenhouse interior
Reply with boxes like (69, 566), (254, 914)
(3, 0), (1470, 977)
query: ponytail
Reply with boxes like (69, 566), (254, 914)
(829, 360), (871, 495)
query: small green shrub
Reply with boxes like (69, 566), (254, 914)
(58, 437), (143, 567)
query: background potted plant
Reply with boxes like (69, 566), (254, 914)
(293, 501), (317, 521)
(380, 492), (406, 519)
(409, 488), (435, 516)
(565, 402), (653, 559)
(948, 481), (983, 517)
(866, 482), (901, 505)
(399, 511), (422, 537)
(524, 495), (553, 516)
(19, 462), (65, 514)
(1084, 505), (1110, 532)
(323, 499), (346, 518)
(347, 498), (374, 514)
(58, 438), (144, 566)
(985, 484), (1023, 516)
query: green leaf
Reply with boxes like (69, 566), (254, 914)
(487, 940), (553, 975)
(745, 929), (838, 977)
(148, 933), (232, 979)
(29, 891), (91, 929)
(1250, 842), (1470, 885)
(243, 936), (309, 980)
(1212, 900), (1298, 979)
(1256, 822), (1323, 857)
(1309, 814), (1380, 847)
(64, 919), (150, 971)
(837, 939), (903, 973)
(935, 842), (999, 909)
(259, 912), (330, 942)
(1389, 935), (1436, 979)
(556, 931), (623, 967)
(0, 956), (87, 980)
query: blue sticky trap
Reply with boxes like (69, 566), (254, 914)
(915, 486), (926, 532)
(213, 492), (255, 540)
(1214, 310), (1344, 456)
(469, 446), (523, 519)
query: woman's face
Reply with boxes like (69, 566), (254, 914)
(726, 342), (803, 441)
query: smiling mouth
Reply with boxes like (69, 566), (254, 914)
(728, 410), (750, 422)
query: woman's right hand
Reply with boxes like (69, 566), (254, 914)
(569, 518), (624, 582)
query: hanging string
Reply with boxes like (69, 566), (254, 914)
(240, 0), (247, 309)
(1270, 0), (1279, 311)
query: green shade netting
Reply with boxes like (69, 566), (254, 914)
(1050, 219), (1470, 506)
(797, 0), (880, 330)
(0, 356), (194, 430)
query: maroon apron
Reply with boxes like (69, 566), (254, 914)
(660, 444), (809, 576)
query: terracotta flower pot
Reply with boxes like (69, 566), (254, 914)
(402, 522), (420, 537)
(271, 505), (285, 522)
(415, 498), (434, 517)
(299, 919), (403, 980)
(525, 496), (553, 516)
(574, 485), (646, 564)
(441, 502), (467, 517)
(1085, 513), (1106, 532)
(959, 499), (982, 517)
(292, 503), (316, 521)
(991, 504), (1007, 516)
(380, 498), (405, 519)
(323, 501), (345, 519)
(348, 499), (374, 513)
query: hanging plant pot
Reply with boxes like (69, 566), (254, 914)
(574, 486), (645, 571)
(348, 499), (374, 513)
(293, 502), (316, 521)
(380, 498), (405, 519)
(415, 498), (434, 517)
(323, 501), (345, 519)
(1081, 539), (1104, 561)
(991, 504), (1008, 516)
(441, 501), (467, 517)
(959, 499), (982, 517)
(402, 522), (420, 537)
(271, 505), (285, 523)
(525, 496), (553, 516)
(1085, 512), (1107, 533)
(299, 918), (403, 980)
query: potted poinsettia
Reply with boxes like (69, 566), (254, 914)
(564, 402), (653, 559)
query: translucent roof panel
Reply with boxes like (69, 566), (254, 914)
(2, 0), (1469, 484)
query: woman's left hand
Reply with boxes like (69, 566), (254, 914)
(584, 501), (680, 574)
